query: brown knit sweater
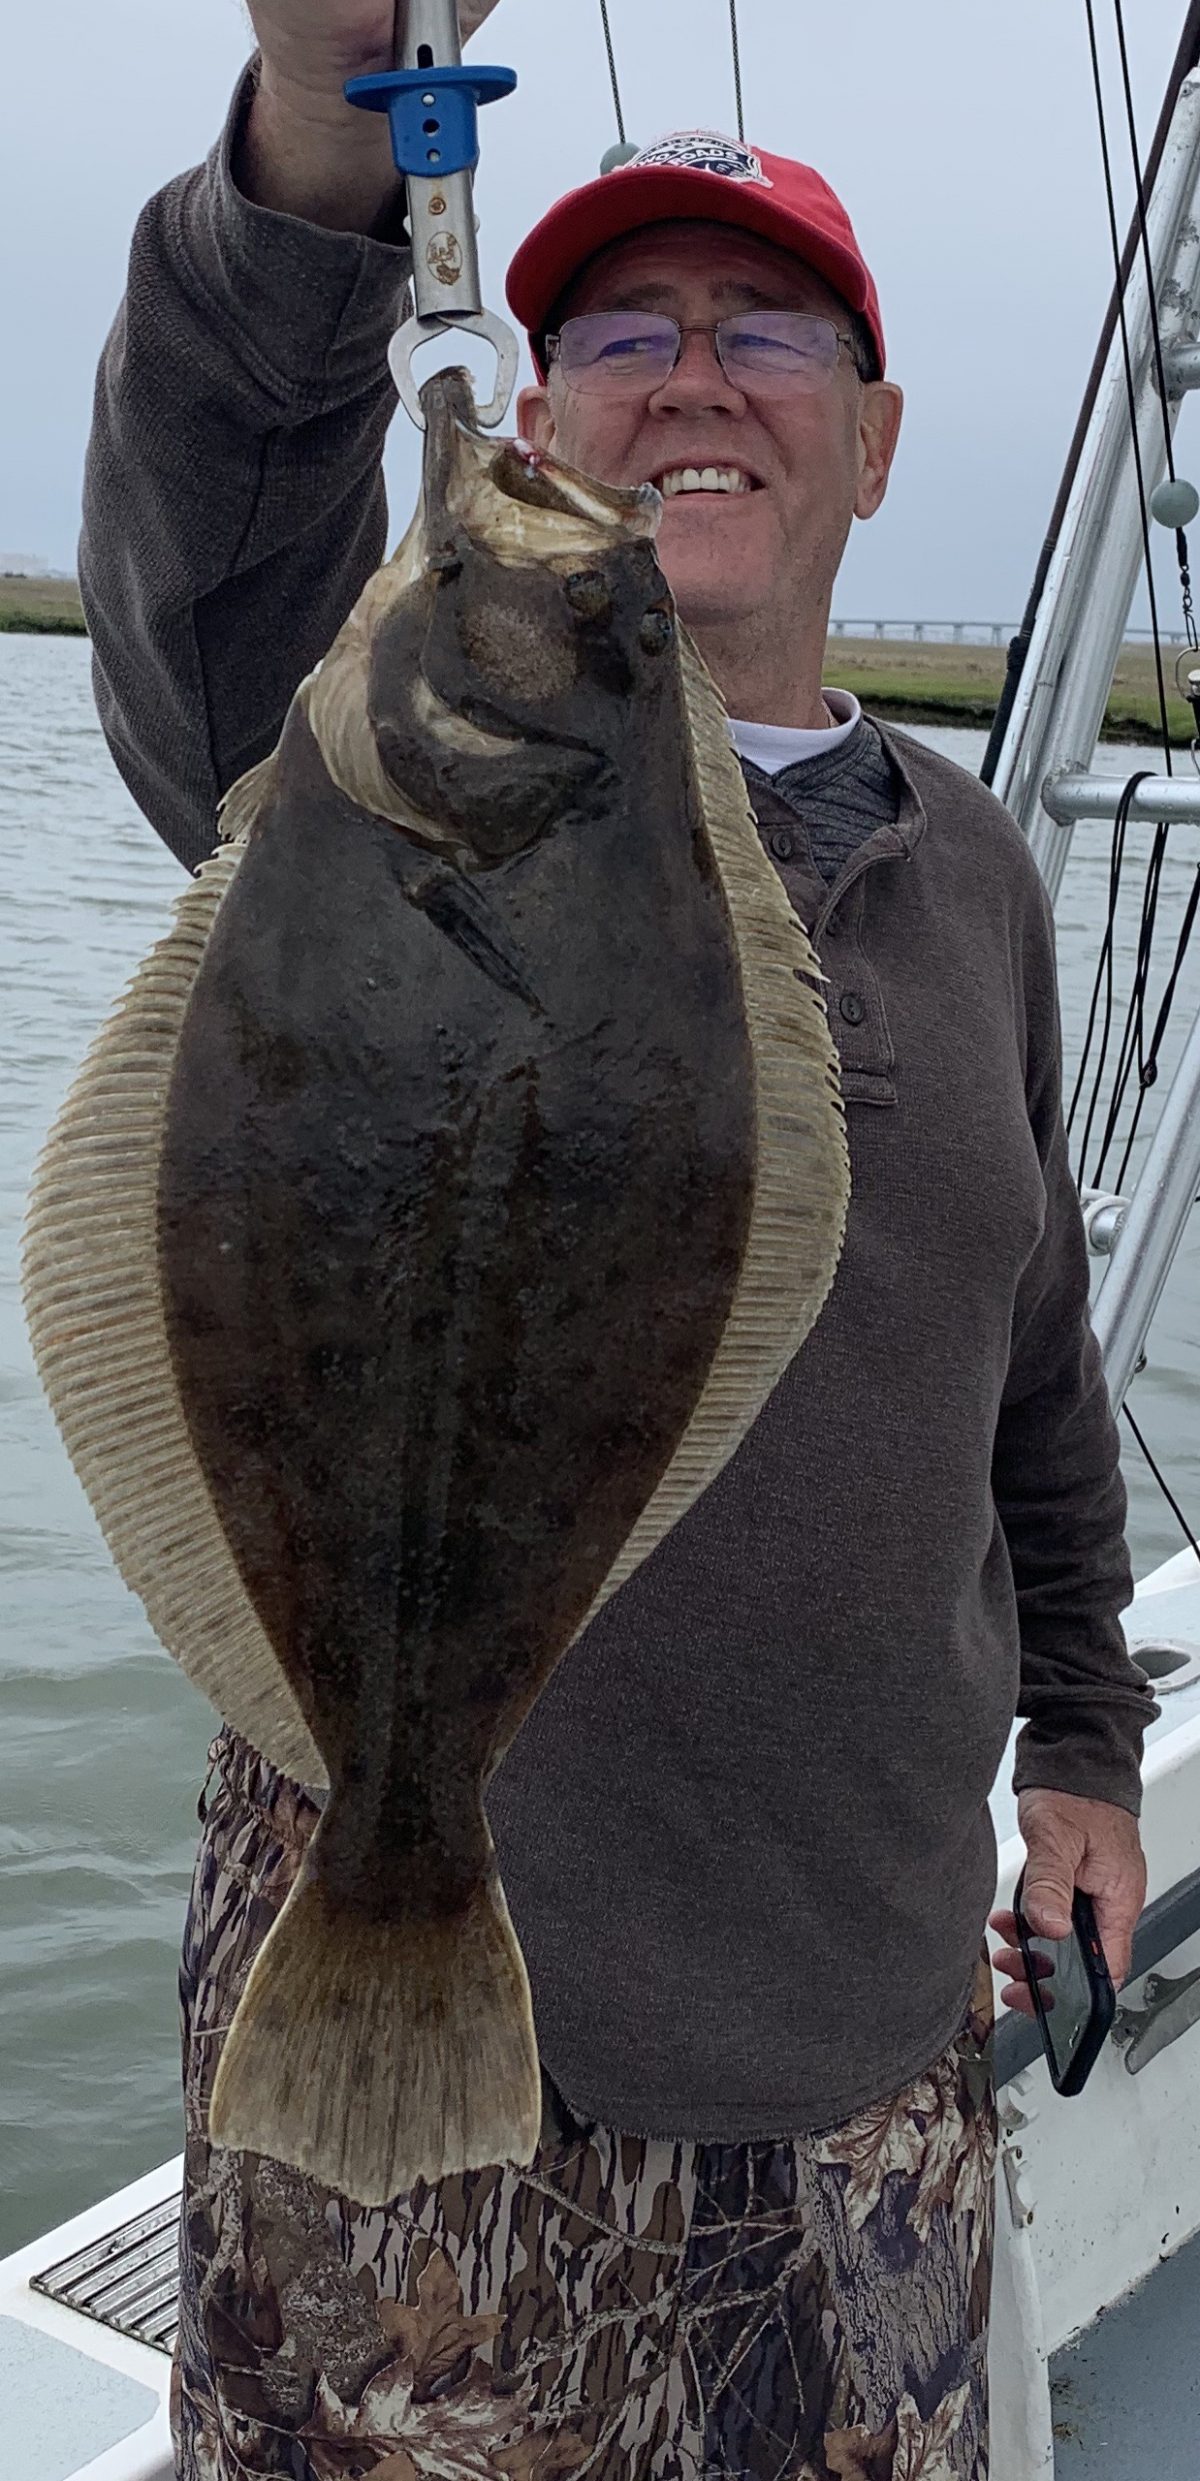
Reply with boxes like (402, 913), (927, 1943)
(76, 65), (1157, 2140)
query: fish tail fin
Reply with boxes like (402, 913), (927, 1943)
(208, 1853), (542, 2204)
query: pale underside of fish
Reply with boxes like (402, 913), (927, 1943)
(21, 369), (850, 2206)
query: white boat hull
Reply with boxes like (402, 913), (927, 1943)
(989, 1547), (1200, 2477)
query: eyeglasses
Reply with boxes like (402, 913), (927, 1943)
(544, 311), (862, 398)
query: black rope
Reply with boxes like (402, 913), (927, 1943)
(598, 0), (626, 143)
(1123, 1398), (1200, 1567)
(1067, 767), (1200, 1563)
(1067, 769), (1151, 1178)
(1064, 763), (1196, 1197)
(1110, 853), (1200, 1193)
(1098, 814), (1171, 1186)
(729, 0), (746, 141)
(1066, 780), (1200, 1236)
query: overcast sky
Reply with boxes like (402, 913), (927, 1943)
(3, 0), (1199, 626)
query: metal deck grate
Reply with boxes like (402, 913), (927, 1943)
(31, 2191), (182, 2357)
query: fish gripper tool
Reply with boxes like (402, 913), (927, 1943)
(346, 0), (519, 431)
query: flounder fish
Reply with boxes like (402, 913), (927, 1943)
(21, 369), (849, 2206)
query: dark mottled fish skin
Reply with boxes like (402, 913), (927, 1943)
(156, 507), (756, 1927)
(19, 370), (846, 2196)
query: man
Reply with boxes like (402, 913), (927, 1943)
(80, 5), (1157, 2475)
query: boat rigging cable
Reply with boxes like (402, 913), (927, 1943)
(597, 1), (627, 144)
(728, 1), (746, 144)
(1069, 0), (1200, 1561)
(595, 0), (746, 150)
(1069, 0), (1200, 1189)
(980, 0), (1200, 787)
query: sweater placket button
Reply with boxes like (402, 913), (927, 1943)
(839, 992), (865, 1026)
(769, 829), (795, 861)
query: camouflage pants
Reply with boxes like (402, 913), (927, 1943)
(173, 1729), (997, 2481)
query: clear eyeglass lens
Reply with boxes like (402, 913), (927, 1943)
(556, 313), (680, 391)
(554, 311), (842, 395)
(720, 314), (840, 390)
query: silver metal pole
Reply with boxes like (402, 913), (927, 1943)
(989, 75), (1200, 906)
(401, 0), (484, 322)
(1043, 771), (1200, 824)
(1164, 341), (1200, 393)
(1092, 1002), (1200, 1412)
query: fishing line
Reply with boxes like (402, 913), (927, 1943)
(729, 0), (746, 142)
(597, 0), (627, 143)
(1122, 1398), (1200, 1566)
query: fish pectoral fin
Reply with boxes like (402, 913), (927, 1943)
(208, 1837), (542, 2203)
(414, 868), (544, 1014)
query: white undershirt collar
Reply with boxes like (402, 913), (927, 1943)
(727, 690), (861, 775)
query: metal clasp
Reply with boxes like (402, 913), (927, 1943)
(388, 310), (519, 431)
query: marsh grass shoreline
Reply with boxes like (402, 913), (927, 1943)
(0, 579), (87, 636)
(825, 635), (1195, 746)
(1, 583), (1193, 741)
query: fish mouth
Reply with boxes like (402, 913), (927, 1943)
(301, 365), (672, 858)
(420, 366), (662, 566)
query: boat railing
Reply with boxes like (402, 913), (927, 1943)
(991, 73), (1200, 893)
(986, 65), (1200, 1422)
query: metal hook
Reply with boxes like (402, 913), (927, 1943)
(388, 309), (520, 431)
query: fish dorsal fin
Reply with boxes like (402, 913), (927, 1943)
(574, 631), (851, 1630)
(20, 788), (327, 1790)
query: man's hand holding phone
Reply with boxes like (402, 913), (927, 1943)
(989, 1787), (1147, 2095)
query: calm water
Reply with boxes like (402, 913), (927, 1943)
(3, 635), (1200, 2255)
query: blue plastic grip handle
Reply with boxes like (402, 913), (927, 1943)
(344, 65), (517, 179)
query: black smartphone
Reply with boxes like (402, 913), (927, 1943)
(1012, 1865), (1117, 2096)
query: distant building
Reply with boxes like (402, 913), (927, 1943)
(0, 553), (51, 578)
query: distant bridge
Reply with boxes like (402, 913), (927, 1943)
(830, 619), (1161, 647)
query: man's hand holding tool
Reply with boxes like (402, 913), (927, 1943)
(238, 1), (504, 230)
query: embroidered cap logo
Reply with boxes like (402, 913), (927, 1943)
(624, 131), (773, 187)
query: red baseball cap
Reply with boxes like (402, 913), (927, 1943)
(506, 130), (886, 381)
